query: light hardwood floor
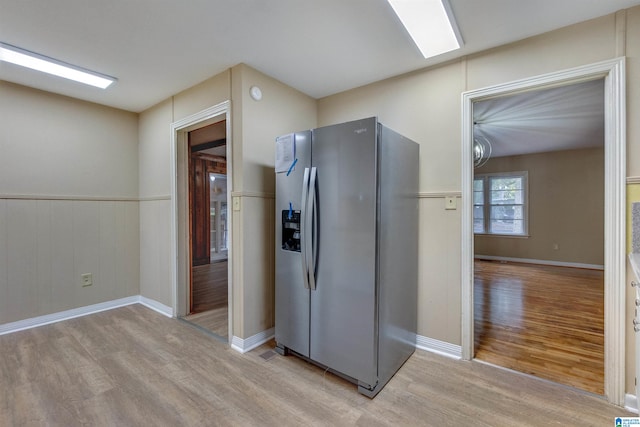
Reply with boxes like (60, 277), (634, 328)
(191, 260), (228, 314)
(474, 260), (604, 395)
(0, 304), (631, 426)
(185, 260), (228, 338)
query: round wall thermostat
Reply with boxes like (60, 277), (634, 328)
(250, 85), (262, 101)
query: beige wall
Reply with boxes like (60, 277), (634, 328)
(318, 7), (640, 394)
(318, 61), (466, 344)
(138, 99), (173, 306)
(465, 14), (617, 90)
(629, 7), (640, 178)
(318, 61), (465, 192)
(0, 82), (139, 197)
(138, 72), (231, 308)
(138, 65), (316, 339)
(474, 148), (605, 266)
(3, 3), (640, 398)
(317, 61), (466, 344)
(0, 81), (139, 324)
(230, 64), (317, 338)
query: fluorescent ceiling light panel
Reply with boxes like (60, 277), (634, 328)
(387, 0), (463, 58)
(0, 42), (116, 89)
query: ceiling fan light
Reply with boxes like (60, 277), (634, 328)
(473, 135), (492, 168)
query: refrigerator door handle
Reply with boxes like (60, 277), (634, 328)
(300, 167), (311, 290)
(308, 167), (318, 291)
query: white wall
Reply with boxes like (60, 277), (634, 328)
(0, 81), (139, 323)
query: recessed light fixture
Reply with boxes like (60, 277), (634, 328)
(0, 42), (116, 89)
(387, 0), (463, 59)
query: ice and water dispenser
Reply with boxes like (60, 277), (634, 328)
(281, 210), (301, 252)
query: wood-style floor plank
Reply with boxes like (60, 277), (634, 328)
(0, 304), (631, 426)
(191, 260), (227, 314)
(474, 260), (604, 395)
(186, 259), (228, 338)
(184, 306), (228, 338)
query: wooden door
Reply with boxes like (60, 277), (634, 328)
(190, 155), (211, 266)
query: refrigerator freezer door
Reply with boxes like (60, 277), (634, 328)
(309, 117), (378, 388)
(373, 124), (419, 395)
(275, 131), (312, 357)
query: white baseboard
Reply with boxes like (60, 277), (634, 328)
(625, 393), (639, 414)
(138, 296), (173, 317)
(228, 330), (461, 358)
(417, 334), (638, 413)
(0, 296), (139, 336)
(231, 328), (275, 354)
(416, 335), (462, 359)
(475, 255), (604, 270)
(0, 295), (174, 336)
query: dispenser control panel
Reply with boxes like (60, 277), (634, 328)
(281, 210), (301, 252)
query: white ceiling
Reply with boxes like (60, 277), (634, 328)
(474, 78), (605, 157)
(1, 0), (639, 113)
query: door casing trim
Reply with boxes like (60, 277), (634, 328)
(461, 58), (626, 405)
(170, 101), (233, 342)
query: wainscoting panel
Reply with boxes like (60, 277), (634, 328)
(0, 198), (140, 324)
(139, 199), (172, 307)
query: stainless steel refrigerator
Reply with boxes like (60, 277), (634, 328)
(274, 117), (418, 398)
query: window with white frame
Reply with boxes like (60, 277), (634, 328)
(474, 171), (528, 236)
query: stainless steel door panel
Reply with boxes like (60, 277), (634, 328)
(376, 124), (419, 391)
(275, 131), (311, 357)
(309, 117), (378, 387)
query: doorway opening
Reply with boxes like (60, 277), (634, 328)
(183, 121), (229, 339)
(170, 101), (232, 343)
(461, 58), (626, 405)
(471, 79), (605, 394)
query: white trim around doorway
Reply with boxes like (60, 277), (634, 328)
(461, 58), (626, 405)
(170, 101), (233, 343)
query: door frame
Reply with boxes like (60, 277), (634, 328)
(461, 58), (626, 404)
(170, 101), (233, 342)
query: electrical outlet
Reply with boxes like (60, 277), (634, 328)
(553, 243), (559, 250)
(81, 273), (93, 287)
